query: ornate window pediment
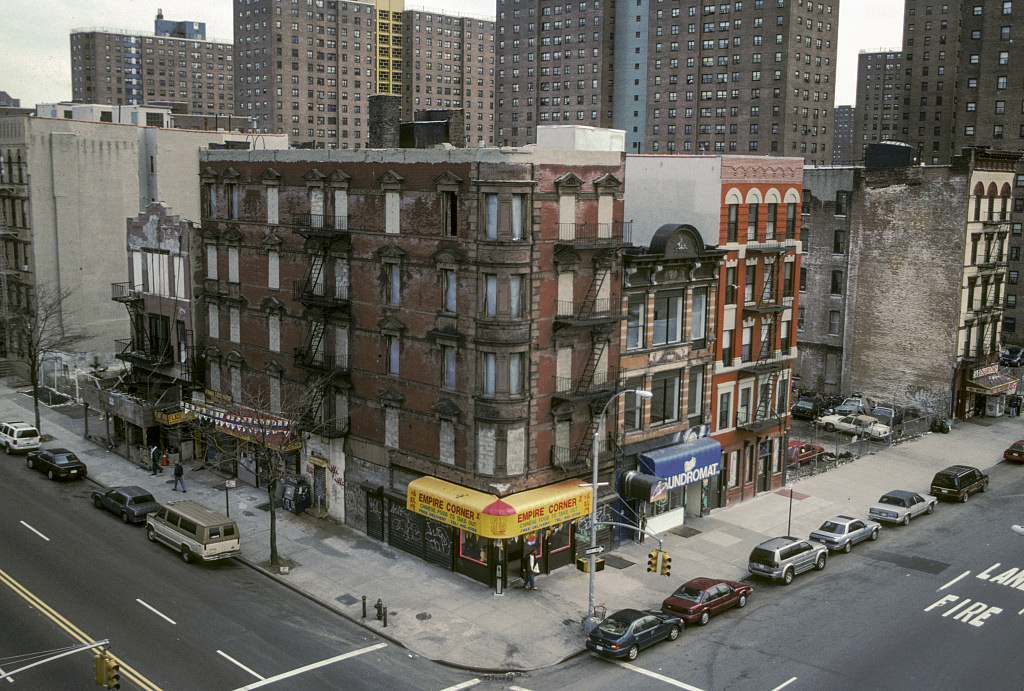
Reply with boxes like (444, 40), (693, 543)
(221, 167), (241, 181)
(432, 398), (462, 420)
(378, 170), (405, 190)
(555, 172), (584, 190)
(379, 388), (406, 406)
(303, 168), (327, 184)
(433, 248), (464, 266)
(593, 172), (622, 193)
(376, 244), (407, 260)
(328, 168), (351, 187)
(378, 315), (406, 333)
(433, 170), (463, 191)
(261, 168), (282, 184)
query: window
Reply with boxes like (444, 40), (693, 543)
(384, 263), (400, 305)
(624, 379), (645, 432)
(485, 194), (498, 238)
(741, 325), (752, 361)
(721, 329), (733, 364)
(510, 275), (525, 318)
(799, 267), (807, 291)
(652, 292), (683, 345)
(833, 229), (846, 254)
(835, 191), (849, 216)
(442, 345), (456, 389)
(442, 269), (457, 312)
(1010, 270), (1019, 284)
(483, 274), (497, 317)
(626, 295), (645, 349)
(830, 270), (843, 295)
(386, 335), (400, 374)
(509, 352), (523, 395)
(727, 203), (738, 242)
(718, 390), (732, 431)
(483, 352), (496, 395)
(797, 306), (805, 330)
(828, 310), (841, 335)
(650, 372), (681, 426)
(725, 267), (737, 304)
(687, 368), (704, 421)
(737, 386), (751, 426)
(747, 202), (759, 240)
(690, 287), (707, 342)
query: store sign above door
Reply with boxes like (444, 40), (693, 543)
(638, 437), (723, 490)
(407, 477), (591, 538)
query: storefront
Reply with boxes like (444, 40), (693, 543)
(961, 363), (1019, 418)
(404, 477), (592, 588)
(637, 436), (723, 533)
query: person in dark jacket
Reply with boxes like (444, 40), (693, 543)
(173, 461), (186, 492)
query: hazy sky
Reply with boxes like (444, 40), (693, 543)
(1, 0), (904, 110)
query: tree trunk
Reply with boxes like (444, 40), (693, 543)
(31, 377), (41, 433)
(268, 477), (279, 566)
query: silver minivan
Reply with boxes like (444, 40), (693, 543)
(146, 500), (240, 563)
(748, 536), (827, 585)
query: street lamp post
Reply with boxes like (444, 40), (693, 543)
(586, 388), (652, 631)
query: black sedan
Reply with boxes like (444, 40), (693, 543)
(92, 486), (161, 524)
(585, 608), (682, 660)
(27, 447), (87, 481)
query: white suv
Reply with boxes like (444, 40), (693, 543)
(0, 422), (40, 454)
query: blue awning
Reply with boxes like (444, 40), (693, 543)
(638, 437), (723, 490)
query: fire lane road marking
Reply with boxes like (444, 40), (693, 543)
(938, 570), (971, 590)
(136, 598), (177, 625)
(618, 661), (706, 690)
(771, 677), (799, 691)
(438, 680), (480, 690)
(19, 521), (49, 541)
(232, 642), (387, 691)
(218, 650), (265, 680)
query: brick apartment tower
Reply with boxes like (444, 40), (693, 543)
(852, 50), (903, 162)
(496, 0), (840, 164)
(70, 12), (234, 115)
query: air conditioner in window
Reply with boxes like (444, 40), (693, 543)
(20, 265), (29, 272)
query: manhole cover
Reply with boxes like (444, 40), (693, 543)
(336, 594), (358, 606)
(416, 612), (431, 621)
(602, 554), (634, 569)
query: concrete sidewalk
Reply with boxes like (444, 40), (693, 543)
(4, 380), (1016, 672)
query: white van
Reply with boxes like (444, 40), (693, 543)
(146, 500), (240, 563)
(0, 421), (40, 453)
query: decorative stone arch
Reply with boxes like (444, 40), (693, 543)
(433, 247), (464, 268)
(973, 181), (986, 196)
(432, 398), (462, 422)
(553, 246), (581, 269)
(764, 188), (782, 204)
(1001, 182), (1012, 198)
(725, 188), (744, 205)
(986, 182), (999, 197)
(783, 188), (801, 204)
(744, 189), (764, 204)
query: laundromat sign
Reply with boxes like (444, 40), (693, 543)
(407, 477), (592, 539)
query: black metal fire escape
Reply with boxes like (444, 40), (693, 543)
(738, 250), (787, 433)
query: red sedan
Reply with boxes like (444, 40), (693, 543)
(787, 441), (825, 467)
(661, 577), (753, 626)
(1004, 441), (1024, 463)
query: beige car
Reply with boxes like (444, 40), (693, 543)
(146, 500), (240, 563)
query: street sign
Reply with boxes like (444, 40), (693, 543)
(584, 546), (605, 556)
(225, 479), (236, 488)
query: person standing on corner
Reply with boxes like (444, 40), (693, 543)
(524, 548), (539, 590)
(173, 460), (186, 492)
(150, 445), (162, 475)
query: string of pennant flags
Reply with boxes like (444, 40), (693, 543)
(181, 401), (301, 446)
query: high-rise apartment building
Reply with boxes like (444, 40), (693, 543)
(70, 13), (234, 115)
(496, 0), (840, 164)
(234, 0), (495, 150)
(853, 50), (902, 162)
(832, 103), (853, 164)
(402, 9), (496, 145)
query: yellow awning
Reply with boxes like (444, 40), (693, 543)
(407, 477), (592, 539)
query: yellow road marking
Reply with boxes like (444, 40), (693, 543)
(0, 567), (162, 690)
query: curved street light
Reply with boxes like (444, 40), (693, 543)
(585, 388), (652, 631)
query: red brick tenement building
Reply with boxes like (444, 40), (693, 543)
(198, 127), (629, 588)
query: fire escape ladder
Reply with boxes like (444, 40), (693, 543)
(760, 259), (777, 306)
(576, 337), (608, 395)
(304, 251), (326, 300)
(577, 267), (608, 319)
(574, 394), (612, 469)
(305, 318), (326, 364)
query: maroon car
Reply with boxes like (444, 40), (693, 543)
(1004, 440), (1024, 463)
(661, 577), (753, 626)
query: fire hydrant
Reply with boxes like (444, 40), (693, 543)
(375, 598), (384, 621)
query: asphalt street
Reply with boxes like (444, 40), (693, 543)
(0, 451), (470, 691)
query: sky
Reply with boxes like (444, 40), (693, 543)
(1, 0), (904, 110)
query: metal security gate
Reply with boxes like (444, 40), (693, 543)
(312, 463), (327, 513)
(364, 486), (385, 541)
(423, 520), (453, 570)
(387, 499), (425, 559)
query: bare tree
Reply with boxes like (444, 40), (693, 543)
(8, 282), (89, 433)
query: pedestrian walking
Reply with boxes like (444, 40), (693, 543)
(150, 445), (163, 475)
(524, 548), (539, 590)
(173, 460), (186, 492)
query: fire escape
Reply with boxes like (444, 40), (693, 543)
(738, 240), (788, 433)
(550, 222), (631, 471)
(0, 154), (27, 359)
(291, 212), (351, 438)
(111, 282), (176, 370)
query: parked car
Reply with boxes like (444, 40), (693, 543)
(26, 447), (87, 481)
(808, 515), (880, 553)
(787, 441), (826, 467)
(660, 577), (753, 625)
(585, 608), (683, 660)
(870, 403), (906, 428)
(831, 396), (875, 416)
(930, 465), (989, 503)
(1000, 346), (1024, 367)
(91, 486), (161, 524)
(868, 490), (936, 525)
(1004, 440), (1024, 463)
(791, 398), (827, 420)
(747, 536), (827, 585)
(816, 413), (891, 440)
(0, 421), (41, 454)
(147, 500), (240, 563)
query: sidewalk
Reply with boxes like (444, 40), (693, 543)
(5, 381), (1016, 672)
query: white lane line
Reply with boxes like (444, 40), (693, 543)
(619, 662), (705, 690)
(219, 650), (265, 680)
(771, 677), (798, 691)
(0, 665), (13, 683)
(439, 680), (480, 691)
(509, 687), (532, 691)
(20, 521), (50, 542)
(233, 642), (388, 691)
(135, 599), (177, 625)
(938, 570), (970, 591)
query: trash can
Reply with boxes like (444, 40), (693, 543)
(282, 477), (312, 514)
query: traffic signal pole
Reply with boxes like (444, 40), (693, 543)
(0, 639), (109, 683)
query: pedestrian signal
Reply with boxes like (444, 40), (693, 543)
(647, 549), (660, 573)
(660, 551), (672, 577)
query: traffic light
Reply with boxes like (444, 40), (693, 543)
(103, 655), (120, 690)
(93, 653), (106, 686)
(647, 548), (660, 573)
(660, 551), (672, 577)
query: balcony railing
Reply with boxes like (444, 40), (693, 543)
(557, 220), (632, 244)
(555, 296), (617, 321)
(111, 282), (143, 302)
(115, 338), (174, 367)
(291, 213), (349, 234)
(292, 279), (350, 306)
(554, 367), (619, 398)
(294, 347), (349, 373)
